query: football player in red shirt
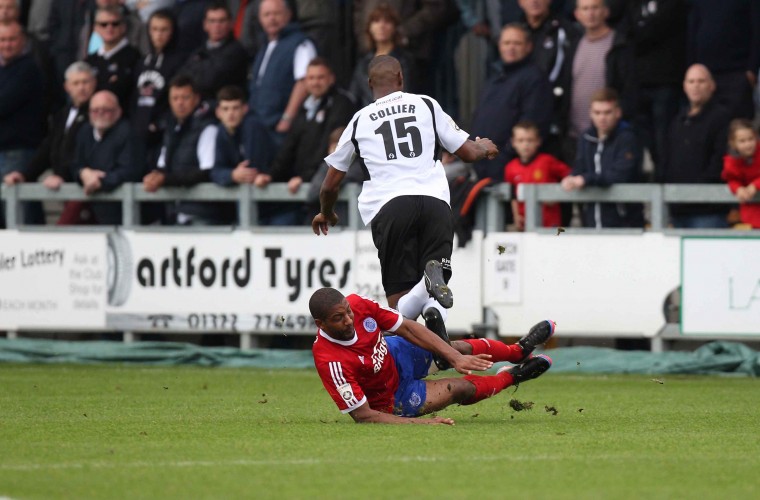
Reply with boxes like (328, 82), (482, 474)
(311, 288), (554, 425)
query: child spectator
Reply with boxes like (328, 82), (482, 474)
(504, 121), (571, 230)
(211, 85), (257, 187)
(722, 119), (760, 228)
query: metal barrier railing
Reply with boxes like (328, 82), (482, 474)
(3, 182), (755, 233)
(1, 182), (363, 230)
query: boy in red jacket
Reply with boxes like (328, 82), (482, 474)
(504, 121), (571, 230)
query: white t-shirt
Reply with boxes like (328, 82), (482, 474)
(325, 91), (469, 225)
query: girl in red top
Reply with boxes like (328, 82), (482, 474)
(504, 121), (571, 230)
(722, 119), (760, 228)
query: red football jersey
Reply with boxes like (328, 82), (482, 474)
(313, 294), (404, 414)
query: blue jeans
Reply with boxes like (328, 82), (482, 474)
(670, 213), (729, 229)
(0, 149), (45, 227)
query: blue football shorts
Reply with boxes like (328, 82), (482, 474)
(385, 335), (433, 417)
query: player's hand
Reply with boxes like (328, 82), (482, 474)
(475, 137), (498, 160)
(421, 416), (455, 425)
(312, 211), (338, 235)
(451, 354), (493, 375)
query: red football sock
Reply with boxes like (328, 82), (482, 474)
(461, 338), (524, 363)
(461, 372), (514, 405)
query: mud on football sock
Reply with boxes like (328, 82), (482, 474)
(461, 372), (514, 405)
(396, 278), (431, 319)
(461, 338), (523, 363)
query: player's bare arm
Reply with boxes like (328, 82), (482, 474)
(312, 166), (345, 235)
(394, 319), (493, 375)
(454, 137), (499, 163)
(349, 401), (454, 425)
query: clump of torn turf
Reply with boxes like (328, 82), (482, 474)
(509, 398), (534, 411)
(545, 405), (558, 416)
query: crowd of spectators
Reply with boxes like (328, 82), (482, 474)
(1, 0), (759, 229)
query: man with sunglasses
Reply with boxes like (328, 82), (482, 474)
(85, 6), (140, 112)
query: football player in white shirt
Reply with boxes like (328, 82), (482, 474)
(312, 55), (499, 369)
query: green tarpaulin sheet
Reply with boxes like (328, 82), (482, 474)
(0, 338), (758, 376)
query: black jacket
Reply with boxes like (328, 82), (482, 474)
(522, 12), (582, 139)
(573, 121), (643, 228)
(660, 99), (731, 216)
(22, 103), (89, 181)
(270, 86), (356, 182)
(86, 43), (141, 112)
(626, 0), (687, 87)
(72, 119), (140, 224)
(470, 58), (553, 181)
(179, 36), (249, 101)
(0, 53), (44, 151)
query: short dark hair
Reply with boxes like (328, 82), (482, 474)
(590, 87), (619, 106)
(216, 85), (245, 103)
(149, 8), (175, 26)
(169, 74), (199, 94)
(309, 288), (345, 321)
(501, 22), (531, 41)
(307, 56), (333, 73)
(512, 121), (541, 138)
(205, 2), (231, 19)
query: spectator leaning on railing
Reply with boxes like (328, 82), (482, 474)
(4, 61), (97, 225)
(561, 87), (643, 229)
(72, 90), (141, 225)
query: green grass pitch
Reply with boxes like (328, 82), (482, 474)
(1, 364), (759, 499)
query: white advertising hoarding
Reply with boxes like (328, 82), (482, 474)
(484, 232), (681, 338)
(681, 237), (760, 335)
(0, 231), (107, 329)
(106, 230), (355, 332)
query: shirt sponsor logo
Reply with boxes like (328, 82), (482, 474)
(372, 334), (388, 373)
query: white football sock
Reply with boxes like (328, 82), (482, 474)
(396, 277), (430, 319)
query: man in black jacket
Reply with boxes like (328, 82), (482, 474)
(518, 0), (582, 158)
(142, 74), (222, 225)
(469, 23), (553, 182)
(72, 90), (140, 225)
(627, 0), (686, 178)
(659, 64), (731, 228)
(0, 20), (44, 227)
(178, 4), (249, 101)
(254, 57), (355, 225)
(561, 87), (643, 228)
(4, 61), (97, 224)
(85, 6), (141, 112)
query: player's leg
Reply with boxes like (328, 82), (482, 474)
(448, 320), (556, 364)
(416, 197), (455, 368)
(419, 355), (553, 415)
(370, 196), (422, 310)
